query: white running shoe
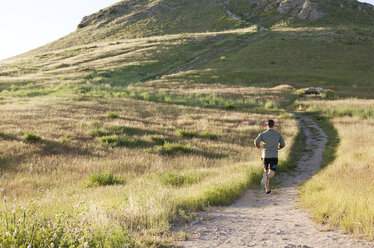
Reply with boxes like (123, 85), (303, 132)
(261, 172), (268, 187)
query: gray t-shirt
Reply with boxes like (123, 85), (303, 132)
(254, 128), (285, 158)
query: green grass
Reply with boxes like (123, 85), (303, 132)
(85, 170), (125, 187)
(177, 129), (198, 138)
(158, 169), (204, 187)
(106, 111), (119, 118)
(296, 100), (374, 119)
(152, 142), (192, 155)
(0, 198), (134, 247)
(98, 135), (149, 148)
(23, 132), (41, 143)
(60, 134), (73, 144)
(201, 131), (219, 140)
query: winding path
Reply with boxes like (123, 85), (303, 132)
(178, 116), (373, 248)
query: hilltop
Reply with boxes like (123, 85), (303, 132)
(1, 0), (372, 98)
(19, 0), (374, 53)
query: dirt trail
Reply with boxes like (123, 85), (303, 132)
(178, 116), (374, 248)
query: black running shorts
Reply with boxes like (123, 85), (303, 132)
(262, 158), (278, 171)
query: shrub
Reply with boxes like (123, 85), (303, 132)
(153, 142), (192, 155)
(264, 100), (278, 109)
(88, 128), (107, 137)
(98, 135), (121, 147)
(296, 88), (307, 95)
(98, 135), (148, 148)
(177, 129), (197, 138)
(90, 120), (103, 129)
(0, 198), (133, 247)
(85, 170), (125, 188)
(279, 113), (293, 119)
(60, 134), (73, 143)
(224, 101), (235, 109)
(320, 89), (336, 99)
(201, 131), (219, 140)
(158, 169), (203, 187)
(23, 132), (41, 142)
(150, 135), (168, 145)
(77, 23), (86, 29)
(106, 111), (119, 118)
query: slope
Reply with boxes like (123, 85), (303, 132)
(14, 0), (374, 55)
(0, 0), (374, 247)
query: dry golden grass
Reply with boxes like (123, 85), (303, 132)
(0, 94), (298, 244)
(297, 98), (374, 119)
(300, 115), (374, 241)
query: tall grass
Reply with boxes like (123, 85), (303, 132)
(300, 116), (374, 241)
(0, 95), (299, 247)
(0, 197), (134, 247)
(296, 99), (374, 119)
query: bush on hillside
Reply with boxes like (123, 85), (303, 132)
(106, 111), (119, 118)
(158, 169), (203, 187)
(85, 170), (125, 188)
(152, 142), (192, 155)
(177, 129), (197, 138)
(0, 198), (133, 247)
(24, 132), (41, 143)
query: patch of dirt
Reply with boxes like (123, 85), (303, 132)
(177, 116), (374, 248)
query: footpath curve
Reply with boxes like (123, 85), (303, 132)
(178, 115), (374, 248)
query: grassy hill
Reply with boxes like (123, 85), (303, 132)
(0, 0), (373, 246)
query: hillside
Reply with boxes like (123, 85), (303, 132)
(0, 0), (374, 247)
(17, 0), (374, 54)
(1, 0), (373, 97)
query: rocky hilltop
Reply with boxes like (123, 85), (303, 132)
(78, 0), (373, 29)
(277, 0), (325, 20)
(16, 0), (374, 54)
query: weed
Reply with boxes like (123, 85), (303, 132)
(98, 135), (121, 147)
(60, 134), (73, 143)
(178, 209), (197, 223)
(106, 111), (119, 118)
(153, 142), (192, 155)
(88, 128), (107, 137)
(201, 131), (219, 140)
(0, 197), (133, 247)
(264, 100), (278, 109)
(85, 170), (125, 187)
(23, 132), (41, 142)
(158, 169), (203, 187)
(178, 230), (189, 240)
(150, 135), (168, 145)
(90, 120), (103, 129)
(177, 129), (197, 138)
(98, 135), (148, 148)
(224, 101), (236, 109)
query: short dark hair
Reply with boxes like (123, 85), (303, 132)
(267, 119), (274, 127)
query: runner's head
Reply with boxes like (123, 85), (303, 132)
(266, 119), (274, 128)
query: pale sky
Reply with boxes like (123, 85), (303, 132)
(0, 0), (121, 61)
(0, 0), (373, 61)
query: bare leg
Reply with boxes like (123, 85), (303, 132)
(265, 170), (275, 192)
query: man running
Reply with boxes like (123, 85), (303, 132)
(254, 119), (285, 195)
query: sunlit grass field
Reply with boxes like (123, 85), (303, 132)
(299, 100), (374, 241)
(0, 9), (373, 246)
(296, 98), (374, 119)
(0, 93), (298, 246)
